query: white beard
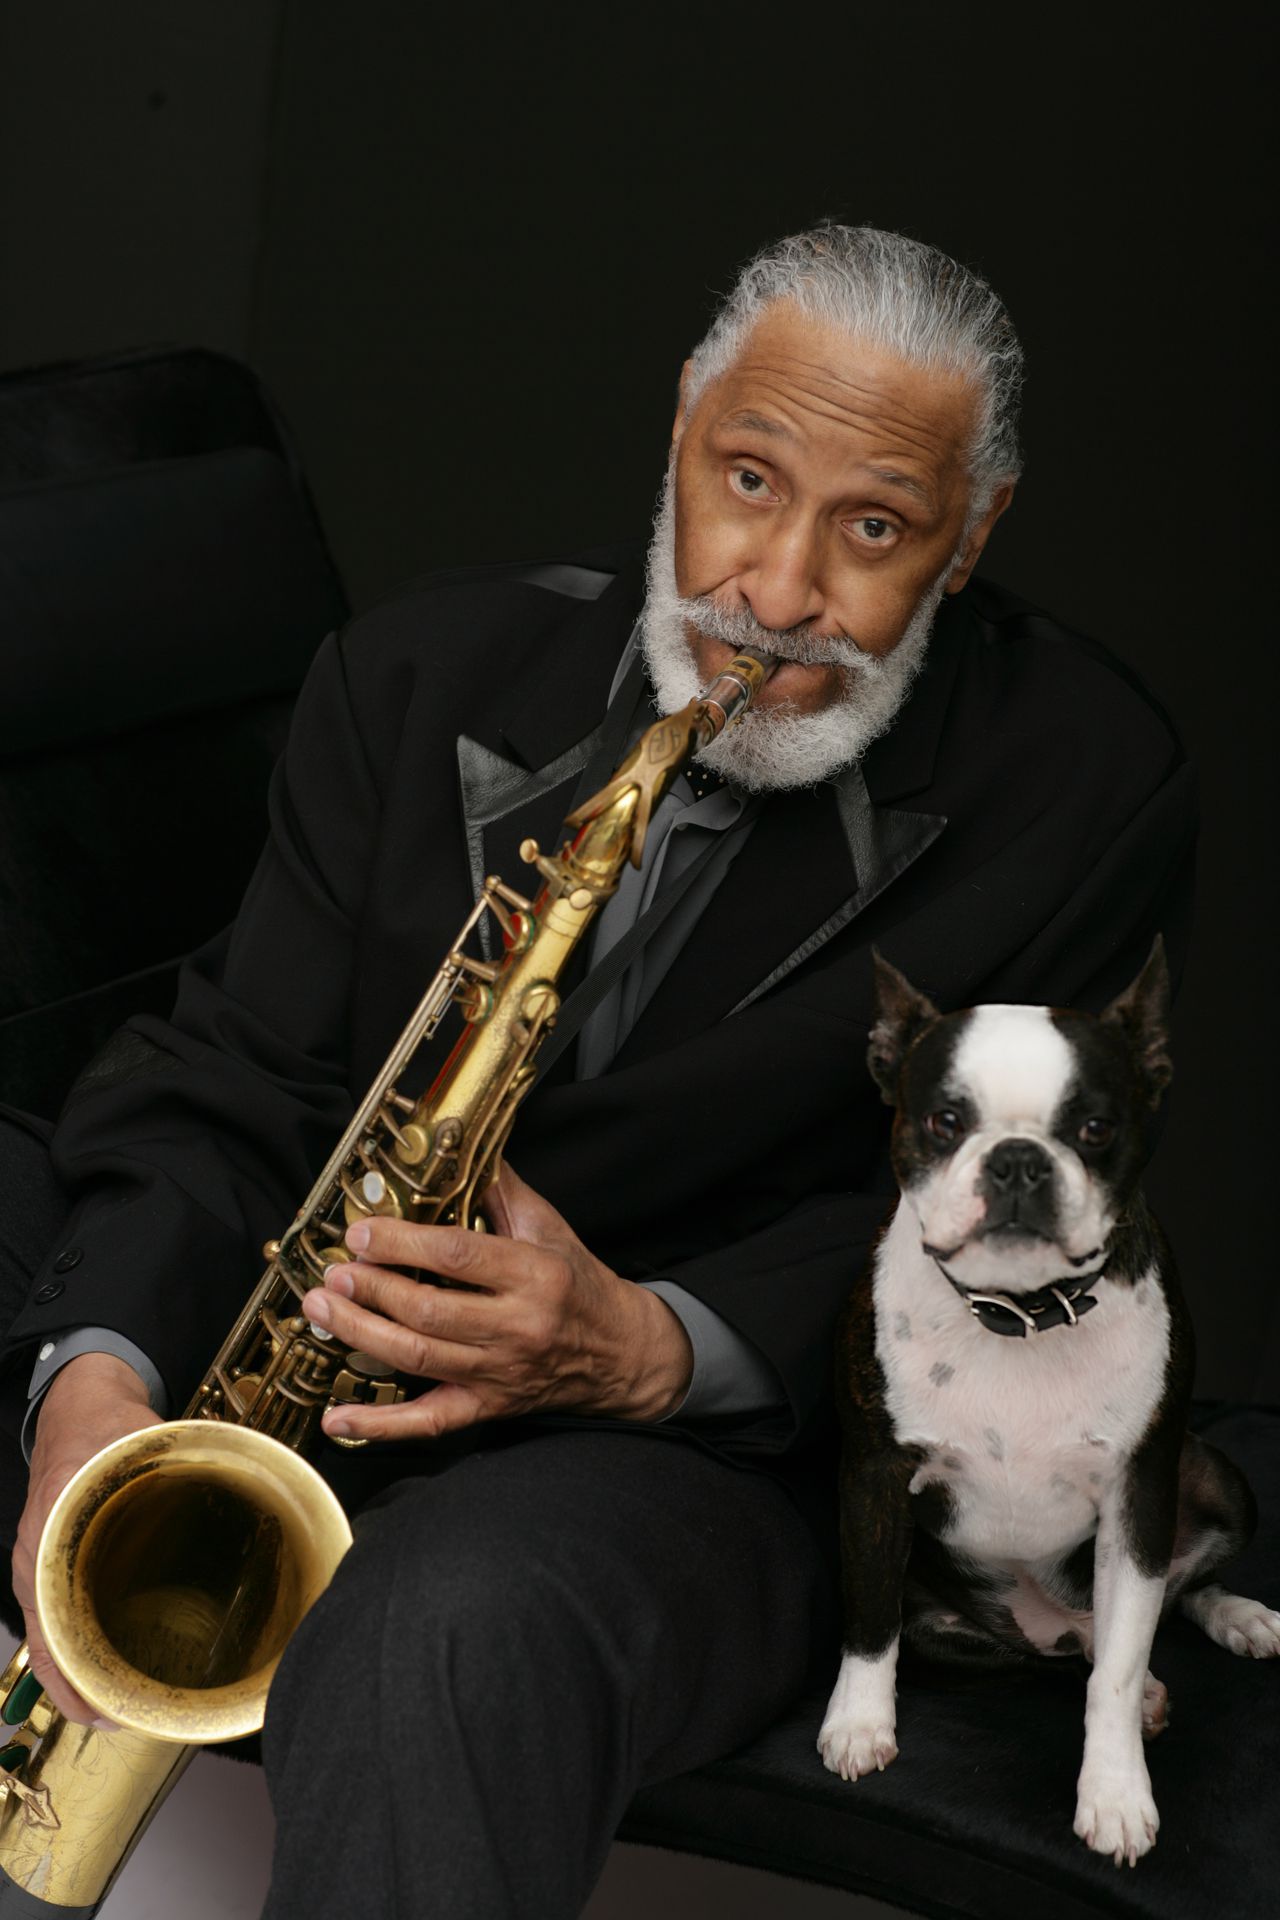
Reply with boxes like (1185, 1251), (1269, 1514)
(639, 463), (954, 791)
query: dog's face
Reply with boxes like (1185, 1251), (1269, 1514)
(868, 942), (1172, 1291)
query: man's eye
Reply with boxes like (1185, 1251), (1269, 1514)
(850, 516), (895, 543)
(730, 467), (773, 499)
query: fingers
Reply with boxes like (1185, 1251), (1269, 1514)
(12, 1536), (111, 1727)
(322, 1261), (496, 1345)
(322, 1382), (486, 1445)
(342, 1214), (550, 1290)
(21, 1618), (110, 1728)
(480, 1162), (566, 1243)
(304, 1277), (486, 1381)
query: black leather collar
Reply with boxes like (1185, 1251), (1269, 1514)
(936, 1262), (1104, 1337)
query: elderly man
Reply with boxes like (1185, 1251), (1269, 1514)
(0, 225), (1195, 1917)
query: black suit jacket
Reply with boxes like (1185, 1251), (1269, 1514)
(1, 546), (1197, 1534)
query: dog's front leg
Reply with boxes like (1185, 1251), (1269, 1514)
(1074, 1487), (1167, 1865)
(818, 1448), (914, 1782)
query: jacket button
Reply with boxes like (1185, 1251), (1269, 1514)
(34, 1282), (64, 1304)
(52, 1249), (83, 1274)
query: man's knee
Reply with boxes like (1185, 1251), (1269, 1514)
(270, 1467), (623, 1720)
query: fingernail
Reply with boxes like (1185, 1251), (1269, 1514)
(325, 1267), (355, 1298)
(346, 1222), (371, 1251)
(324, 1413), (350, 1438)
(90, 1715), (117, 1732)
(306, 1292), (331, 1329)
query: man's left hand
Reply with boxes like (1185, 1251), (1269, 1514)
(303, 1164), (693, 1443)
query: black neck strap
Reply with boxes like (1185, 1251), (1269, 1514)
(935, 1261), (1106, 1337)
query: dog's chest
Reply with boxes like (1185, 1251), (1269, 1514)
(874, 1225), (1171, 1564)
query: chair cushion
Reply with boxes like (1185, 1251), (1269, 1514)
(621, 1404), (1279, 1920)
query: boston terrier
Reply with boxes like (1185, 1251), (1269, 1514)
(818, 939), (1278, 1866)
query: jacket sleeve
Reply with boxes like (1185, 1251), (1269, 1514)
(0, 629), (382, 1414)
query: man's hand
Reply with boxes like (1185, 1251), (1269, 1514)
(13, 1352), (163, 1726)
(305, 1163), (694, 1444)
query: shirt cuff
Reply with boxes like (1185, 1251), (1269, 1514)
(22, 1327), (170, 1463)
(638, 1280), (787, 1425)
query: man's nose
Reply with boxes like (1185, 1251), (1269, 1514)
(739, 518), (826, 634)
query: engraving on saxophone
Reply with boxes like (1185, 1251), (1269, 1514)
(1, 648), (777, 1910)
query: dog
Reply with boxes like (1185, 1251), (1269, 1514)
(818, 938), (1279, 1866)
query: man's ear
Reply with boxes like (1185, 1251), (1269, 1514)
(868, 949), (941, 1106)
(944, 481), (1015, 595)
(671, 359), (695, 452)
(1100, 934), (1173, 1109)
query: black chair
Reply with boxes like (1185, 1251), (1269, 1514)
(2, 349), (1273, 1920)
(0, 344), (349, 1116)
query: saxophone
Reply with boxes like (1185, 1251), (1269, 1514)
(0, 643), (776, 1914)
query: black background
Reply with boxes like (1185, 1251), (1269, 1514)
(1, 0), (1275, 1397)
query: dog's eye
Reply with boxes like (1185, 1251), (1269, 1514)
(925, 1109), (965, 1143)
(1078, 1118), (1114, 1149)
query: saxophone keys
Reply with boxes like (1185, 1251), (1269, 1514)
(392, 1121), (433, 1166)
(340, 1168), (403, 1220)
(327, 1356), (404, 1447)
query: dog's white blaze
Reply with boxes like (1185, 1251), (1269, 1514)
(951, 1004), (1076, 1124)
(875, 1207), (1171, 1578)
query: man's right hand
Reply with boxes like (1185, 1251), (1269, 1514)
(12, 1352), (163, 1726)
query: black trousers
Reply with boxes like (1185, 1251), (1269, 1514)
(0, 1107), (838, 1918)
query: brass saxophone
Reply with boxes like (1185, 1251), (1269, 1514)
(0, 643), (775, 1913)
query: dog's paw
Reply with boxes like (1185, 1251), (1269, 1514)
(1074, 1767), (1159, 1866)
(818, 1647), (899, 1782)
(1181, 1586), (1280, 1659)
(1141, 1671), (1171, 1740)
(817, 1714), (898, 1782)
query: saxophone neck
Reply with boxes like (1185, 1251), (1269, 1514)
(563, 643), (776, 872)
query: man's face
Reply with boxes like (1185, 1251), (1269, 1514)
(670, 303), (1007, 719)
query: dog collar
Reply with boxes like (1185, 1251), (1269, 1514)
(935, 1263), (1104, 1337)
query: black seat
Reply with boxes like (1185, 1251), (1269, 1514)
(0, 345), (349, 1118)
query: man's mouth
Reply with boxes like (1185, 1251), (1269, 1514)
(694, 631), (850, 702)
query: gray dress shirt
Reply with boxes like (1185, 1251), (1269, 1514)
(24, 629), (787, 1454)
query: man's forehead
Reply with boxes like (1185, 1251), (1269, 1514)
(696, 304), (977, 487)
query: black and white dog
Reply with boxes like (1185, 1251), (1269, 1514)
(819, 940), (1278, 1866)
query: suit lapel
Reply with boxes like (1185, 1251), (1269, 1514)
(453, 557), (645, 957)
(608, 589), (971, 1058)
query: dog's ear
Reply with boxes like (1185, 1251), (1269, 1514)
(868, 949), (941, 1106)
(1100, 934), (1173, 1109)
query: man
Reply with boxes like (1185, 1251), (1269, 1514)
(0, 225), (1195, 1916)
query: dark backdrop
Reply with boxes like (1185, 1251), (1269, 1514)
(1, 0), (1275, 1397)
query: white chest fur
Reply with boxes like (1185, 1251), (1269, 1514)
(874, 1205), (1171, 1568)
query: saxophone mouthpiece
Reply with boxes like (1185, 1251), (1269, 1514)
(697, 645), (778, 737)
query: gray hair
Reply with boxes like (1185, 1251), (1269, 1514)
(685, 224), (1024, 516)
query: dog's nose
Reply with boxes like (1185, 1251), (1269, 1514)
(984, 1138), (1052, 1192)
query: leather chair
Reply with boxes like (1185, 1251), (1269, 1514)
(0, 344), (348, 1117)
